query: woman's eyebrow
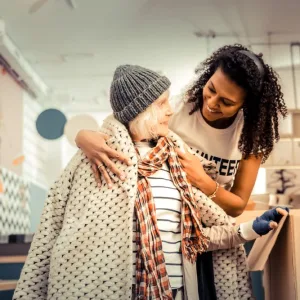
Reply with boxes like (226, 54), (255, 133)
(210, 81), (236, 104)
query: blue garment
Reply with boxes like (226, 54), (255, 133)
(253, 207), (289, 235)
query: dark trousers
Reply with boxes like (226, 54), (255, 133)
(196, 251), (217, 300)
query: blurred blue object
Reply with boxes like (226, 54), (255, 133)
(36, 108), (67, 140)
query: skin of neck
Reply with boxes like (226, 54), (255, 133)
(201, 107), (240, 129)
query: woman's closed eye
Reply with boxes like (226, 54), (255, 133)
(159, 99), (168, 106)
(209, 86), (235, 106)
(208, 86), (216, 94)
(222, 99), (234, 106)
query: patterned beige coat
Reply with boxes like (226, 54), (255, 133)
(14, 115), (253, 300)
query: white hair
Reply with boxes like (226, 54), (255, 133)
(128, 102), (163, 141)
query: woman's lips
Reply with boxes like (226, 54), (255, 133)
(207, 105), (221, 113)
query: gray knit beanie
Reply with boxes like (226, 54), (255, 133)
(110, 65), (171, 124)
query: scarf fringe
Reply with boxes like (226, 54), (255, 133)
(182, 235), (210, 263)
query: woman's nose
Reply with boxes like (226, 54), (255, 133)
(166, 105), (174, 116)
(207, 95), (220, 108)
(167, 106), (174, 116)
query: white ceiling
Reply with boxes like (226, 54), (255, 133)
(0, 0), (300, 111)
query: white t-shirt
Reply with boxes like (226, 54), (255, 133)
(169, 100), (244, 190)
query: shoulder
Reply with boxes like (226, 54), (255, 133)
(236, 109), (244, 128)
(167, 130), (186, 150)
(99, 114), (138, 165)
(64, 150), (87, 175)
(169, 100), (196, 130)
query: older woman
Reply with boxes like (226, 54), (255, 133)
(14, 65), (287, 300)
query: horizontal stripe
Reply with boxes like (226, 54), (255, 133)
(148, 176), (173, 182)
(151, 186), (178, 190)
(156, 208), (180, 214)
(157, 218), (180, 224)
(159, 229), (181, 234)
(133, 263), (183, 268)
(161, 240), (181, 244)
(157, 168), (170, 174)
(154, 196), (182, 202)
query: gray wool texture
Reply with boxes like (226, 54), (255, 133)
(110, 65), (171, 124)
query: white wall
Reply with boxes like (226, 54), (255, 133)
(0, 66), (23, 175)
(23, 92), (48, 186)
(43, 138), (63, 186)
(251, 43), (300, 109)
(0, 67), (64, 188)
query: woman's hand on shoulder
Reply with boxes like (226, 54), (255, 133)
(75, 130), (132, 187)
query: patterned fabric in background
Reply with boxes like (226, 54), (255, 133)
(0, 167), (30, 234)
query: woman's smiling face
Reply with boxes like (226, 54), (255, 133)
(202, 67), (246, 124)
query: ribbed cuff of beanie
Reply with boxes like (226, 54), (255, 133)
(114, 76), (171, 124)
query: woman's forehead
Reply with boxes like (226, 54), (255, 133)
(156, 89), (170, 103)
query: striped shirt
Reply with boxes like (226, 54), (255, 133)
(133, 141), (183, 289)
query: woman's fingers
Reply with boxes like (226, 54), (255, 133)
(104, 145), (132, 166)
(269, 221), (278, 229)
(183, 144), (193, 154)
(92, 145), (132, 181)
(101, 133), (110, 141)
(175, 146), (194, 161)
(178, 158), (186, 168)
(99, 153), (127, 181)
(78, 131), (131, 184)
(91, 163), (102, 187)
(96, 162), (113, 189)
(175, 148), (187, 159)
(276, 207), (289, 216)
(269, 207), (289, 230)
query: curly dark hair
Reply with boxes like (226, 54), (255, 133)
(186, 44), (287, 163)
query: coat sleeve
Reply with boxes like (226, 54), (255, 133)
(203, 225), (247, 251)
(13, 151), (83, 300)
(192, 186), (248, 251)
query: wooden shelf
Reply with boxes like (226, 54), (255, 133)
(0, 256), (27, 264)
(0, 280), (17, 291)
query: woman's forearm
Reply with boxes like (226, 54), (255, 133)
(195, 155), (262, 217)
(175, 146), (255, 217)
(195, 174), (246, 217)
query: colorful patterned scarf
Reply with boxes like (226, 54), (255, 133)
(135, 137), (210, 299)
